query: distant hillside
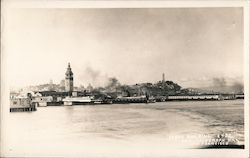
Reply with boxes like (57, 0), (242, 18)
(94, 78), (182, 97)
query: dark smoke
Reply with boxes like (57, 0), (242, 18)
(211, 77), (243, 93)
(213, 78), (227, 87)
(231, 82), (244, 93)
(84, 66), (100, 82)
(105, 77), (121, 92)
(79, 66), (109, 87)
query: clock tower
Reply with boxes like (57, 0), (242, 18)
(65, 63), (74, 92)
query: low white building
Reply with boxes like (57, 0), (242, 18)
(32, 96), (53, 107)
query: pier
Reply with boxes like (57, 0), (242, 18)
(113, 96), (149, 104)
(10, 94), (37, 112)
(10, 105), (36, 112)
(166, 95), (222, 101)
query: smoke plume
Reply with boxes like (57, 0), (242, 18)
(79, 66), (109, 87)
(212, 77), (243, 93)
(212, 78), (227, 87)
(231, 82), (244, 93)
(79, 66), (122, 89)
(105, 77), (121, 92)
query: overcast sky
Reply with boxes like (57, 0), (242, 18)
(5, 8), (243, 88)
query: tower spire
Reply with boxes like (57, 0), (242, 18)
(65, 62), (74, 92)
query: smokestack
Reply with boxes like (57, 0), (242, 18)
(162, 73), (165, 83)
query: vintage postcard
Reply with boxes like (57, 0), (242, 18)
(1, 0), (249, 157)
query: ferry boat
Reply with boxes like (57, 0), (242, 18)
(62, 96), (92, 105)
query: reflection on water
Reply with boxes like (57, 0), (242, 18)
(5, 100), (244, 157)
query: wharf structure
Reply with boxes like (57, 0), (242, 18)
(10, 93), (37, 112)
(32, 91), (69, 106)
(113, 95), (156, 104)
(166, 95), (222, 101)
(235, 94), (244, 99)
(158, 93), (244, 101)
(114, 96), (148, 104)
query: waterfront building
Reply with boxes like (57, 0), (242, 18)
(65, 63), (74, 92)
(113, 95), (155, 104)
(32, 96), (53, 107)
(10, 93), (36, 112)
(166, 95), (222, 101)
(33, 91), (70, 105)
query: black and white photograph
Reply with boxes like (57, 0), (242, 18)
(1, 1), (249, 157)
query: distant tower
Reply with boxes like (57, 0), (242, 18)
(162, 73), (166, 88)
(65, 63), (74, 92)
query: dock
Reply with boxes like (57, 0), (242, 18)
(113, 96), (148, 104)
(10, 105), (36, 112)
(10, 94), (37, 112)
(166, 95), (222, 101)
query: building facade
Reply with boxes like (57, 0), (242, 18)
(10, 93), (36, 112)
(65, 63), (74, 92)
